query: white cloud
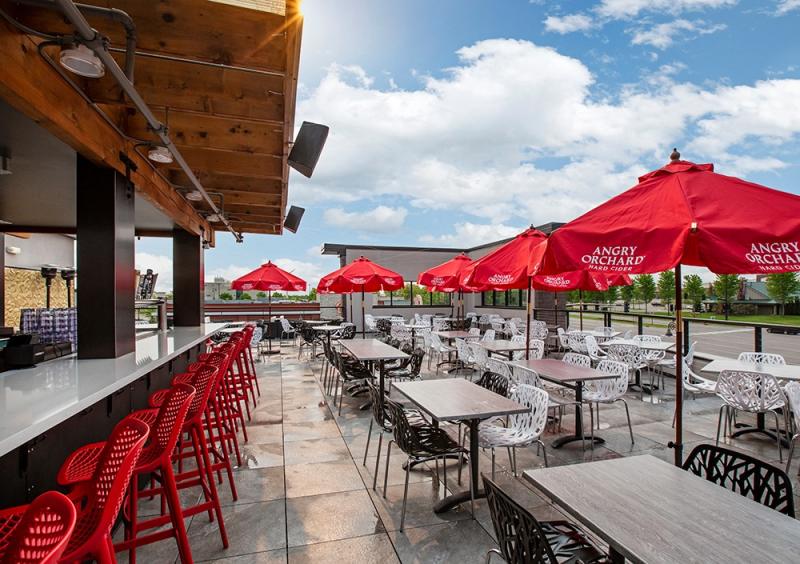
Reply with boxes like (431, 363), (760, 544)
(420, 223), (525, 248)
(544, 14), (594, 34)
(776, 0), (800, 14)
(136, 252), (172, 292)
(205, 264), (251, 283)
(271, 258), (330, 291)
(596, 0), (736, 19)
(323, 205), (408, 232)
(630, 19), (726, 49)
(295, 39), (800, 229)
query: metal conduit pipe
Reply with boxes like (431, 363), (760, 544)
(53, 0), (242, 242)
(19, 0), (136, 81)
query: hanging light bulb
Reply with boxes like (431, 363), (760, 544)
(184, 190), (203, 201)
(147, 146), (173, 164)
(59, 44), (105, 78)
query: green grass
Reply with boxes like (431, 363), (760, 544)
(573, 309), (800, 327)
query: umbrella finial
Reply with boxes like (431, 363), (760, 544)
(670, 148), (681, 162)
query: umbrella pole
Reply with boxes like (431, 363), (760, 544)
(672, 265), (684, 466)
(525, 277), (532, 360)
(579, 290), (584, 331)
(361, 287), (366, 339)
(349, 293), (354, 323)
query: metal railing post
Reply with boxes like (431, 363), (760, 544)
(637, 315), (643, 336)
(683, 318), (690, 352)
(754, 326), (763, 353)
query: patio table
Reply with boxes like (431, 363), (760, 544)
(393, 378), (527, 513)
(512, 358), (618, 448)
(702, 358), (800, 446)
(313, 324), (342, 348)
(523, 455), (800, 564)
(601, 338), (675, 351)
(480, 339), (526, 359)
(570, 329), (621, 340)
(341, 339), (408, 415)
(432, 330), (478, 343)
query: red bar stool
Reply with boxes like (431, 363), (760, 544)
(56, 417), (150, 563)
(148, 365), (230, 548)
(227, 333), (256, 415)
(216, 341), (252, 437)
(0, 491), (77, 564)
(240, 325), (261, 398)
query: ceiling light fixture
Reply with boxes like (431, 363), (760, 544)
(206, 213), (223, 223)
(147, 145), (174, 164)
(184, 189), (203, 201)
(59, 44), (105, 78)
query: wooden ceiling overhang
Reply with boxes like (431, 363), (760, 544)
(0, 0), (302, 240)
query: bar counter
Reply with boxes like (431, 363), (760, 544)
(0, 322), (226, 505)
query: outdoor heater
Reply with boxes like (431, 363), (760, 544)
(40, 266), (58, 308)
(61, 269), (76, 307)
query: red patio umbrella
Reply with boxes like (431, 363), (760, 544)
(317, 264), (355, 322)
(318, 256), (404, 337)
(539, 149), (800, 465)
(231, 261), (307, 322)
(461, 227), (549, 358)
(417, 253), (481, 320)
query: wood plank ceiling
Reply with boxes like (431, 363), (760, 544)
(9, 0), (302, 236)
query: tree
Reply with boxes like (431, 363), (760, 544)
(684, 274), (705, 312)
(620, 284), (635, 309)
(635, 274), (656, 312)
(606, 286), (619, 305)
(256, 291), (267, 299)
(657, 270), (676, 311)
(271, 291), (284, 299)
(239, 292), (252, 300)
(308, 287), (318, 301)
(219, 292), (233, 301)
(765, 272), (800, 315)
(714, 274), (740, 320)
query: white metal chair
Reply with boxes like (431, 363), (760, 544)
(455, 338), (476, 375)
(481, 329), (496, 342)
(567, 333), (589, 354)
(520, 339), (545, 361)
(783, 382), (800, 474)
(671, 354), (719, 428)
(529, 320), (549, 341)
(583, 360), (634, 449)
(606, 343), (647, 394)
(391, 324), (413, 345)
(737, 352), (786, 365)
(633, 335), (666, 392)
(715, 369), (786, 461)
(478, 384), (549, 476)
(584, 335), (607, 364)
(470, 342), (490, 374)
(562, 353), (591, 368)
(486, 357), (513, 380)
(364, 314), (377, 332)
(432, 317), (450, 332)
(556, 328), (569, 352)
(429, 332), (455, 375)
(278, 318), (295, 345)
(468, 327), (481, 338)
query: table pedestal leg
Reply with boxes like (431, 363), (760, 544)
(434, 419), (484, 513)
(552, 386), (605, 449)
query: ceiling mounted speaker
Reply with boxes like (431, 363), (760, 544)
(288, 122), (329, 178)
(284, 206), (305, 233)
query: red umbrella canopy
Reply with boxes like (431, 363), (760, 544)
(540, 156), (800, 275)
(417, 253), (483, 293)
(317, 264), (347, 294)
(461, 228), (548, 290)
(531, 270), (632, 292)
(319, 256), (404, 293)
(231, 261), (307, 292)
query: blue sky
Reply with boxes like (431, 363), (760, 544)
(136, 0), (800, 289)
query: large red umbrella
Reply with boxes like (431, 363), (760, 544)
(460, 228), (549, 358)
(417, 253), (481, 319)
(318, 256), (403, 336)
(231, 261), (307, 321)
(539, 150), (800, 465)
(317, 264), (355, 322)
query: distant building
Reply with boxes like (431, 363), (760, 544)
(703, 275), (800, 315)
(205, 277), (231, 301)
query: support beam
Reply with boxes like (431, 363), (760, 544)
(76, 156), (135, 358)
(173, 228), (204, 326)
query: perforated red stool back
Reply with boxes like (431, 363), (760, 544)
(0, 491), (76, 564)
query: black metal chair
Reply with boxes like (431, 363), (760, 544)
(483, 475), (607, 564)
(332, 349), (374, 415)
(682, 443), (795, 517)
(475, 370), (510, 397)
(386, 348), (425, 383)
(297, 326), (321, 359)
(382, 399), (473, 531)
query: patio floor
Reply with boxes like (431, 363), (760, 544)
(121, 339), (800, 563)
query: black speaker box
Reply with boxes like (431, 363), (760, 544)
(288, 121), (329, 178)
(284, 206), (305, 233)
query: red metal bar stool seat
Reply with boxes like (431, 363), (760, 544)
(0, 491), (77, 564)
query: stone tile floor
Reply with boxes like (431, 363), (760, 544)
(121, 341), (800, 563)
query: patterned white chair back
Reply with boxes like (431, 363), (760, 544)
(482, 329), (496, 342)
(490, 320), (504, 333)
(633, 334), (661, 343)
(567, 333), (588, 354)
(511, 317), (524, 326)
(507, 321), (521, 336)
(784, 382), (800, 433)
(466, 312), (477, 320)
(622, 329), (633, 339)
(470, 342), (489, 368)
(391, 324), (412, 343)
(511, 365), (541, 388)
(584, 335), (603, 359)
(432, 317), (449, 331)
(716, 370), (786, 412)
(280, 318), (293, 333)
(633, 335), (665, 361)
(421, 329), (433, 350)
(478, 314), (491, 324)
(607, 343), (646, 370)
(557, 327), (569, 349)
(530, 321), (549, 340)
(468, 327), (481, 337)
(430, 332), (445, 352)
(251, 326), (263, 345)
(588, 360), (629, 401)
(391, 316), (405, 325)
(456, 339), (473, 363)
(421, 314), (433, 325)
(486, 357), (512, 379)
(737, 352), (786, 366)
(364, 314), (377, 331)
(563, 353), (591, 368)
(508, 384), (549, 440)
(686, 341), (697, 365)
(528, 339), (545, 360)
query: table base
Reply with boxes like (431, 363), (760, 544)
(732, 423), (790, 448)
(552, 434), (604, 449)
(434, 489), (485, 514)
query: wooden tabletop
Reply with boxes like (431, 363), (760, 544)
(524, 455), (800, 564)
(602, 338), (675, 351)
(480, 339), (527, 352)
(341, 339), (409, 361)
(302, 320), (327, 325)
(702, 359), (800, 381)
(314, 325), (343, 332)
(433, 330), (477, 340)
(512, 358), (615, 383)
(393, 379), (527, 422)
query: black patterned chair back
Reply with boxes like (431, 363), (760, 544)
(366, 380), (391, 430)
(683, 443), (795, 516)
(483, 475), (558, 563)
(476, 371), (509, 397)
(341, 324), (356, 339)
(408, 348), (425, 376)
(376, 318), (392, 335)
(385, 399), (425, 456)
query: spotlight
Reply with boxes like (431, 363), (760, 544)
(147, 146), (174, 164)
(206, 213), (222, 223)
(59, 44), (105, 78)
(185, 189), (203, 201)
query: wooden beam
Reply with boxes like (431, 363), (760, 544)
(125, 109), (284, 154)
(280, 0), (303, 235)
(168, 170), (283, 194)
(166, 147), (283, 180)
(86, 54), (285, 122)
(0, 21), (213, 240)
(15, 0), (288, 72)
(218, 191), (282, 207)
